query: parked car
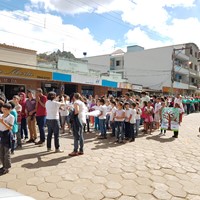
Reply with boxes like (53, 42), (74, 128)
(0, 188), (35, 200)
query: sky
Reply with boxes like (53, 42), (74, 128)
(0, 0), (200, 58)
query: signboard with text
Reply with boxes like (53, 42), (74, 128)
(0, 65), (52, 80)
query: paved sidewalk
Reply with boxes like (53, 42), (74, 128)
(1, 113), (200, 200)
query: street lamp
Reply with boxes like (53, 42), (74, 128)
(171, 47), (192, 95)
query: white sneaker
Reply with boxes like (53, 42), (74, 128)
(55, 149), (64, 153)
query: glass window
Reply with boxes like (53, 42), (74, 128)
(116, 60), (120, 66)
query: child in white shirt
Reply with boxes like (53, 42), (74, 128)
(129, 103), (137, 142)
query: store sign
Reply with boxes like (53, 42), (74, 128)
(71, 74), (101, 85)
(0, 65), (52, 80)
(118, 82), (132, 89)
(132, 84), (143, 92)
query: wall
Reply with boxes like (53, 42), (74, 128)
(82, 55), (110, 73)
(0, 45), (37, 67)
(124, 46), (172, 90)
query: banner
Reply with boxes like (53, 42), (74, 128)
(161, 107), (180, 131)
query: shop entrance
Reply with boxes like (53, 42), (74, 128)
(81, 86), (94, 97)
(4, 84), (25, 100)
(65, 84), (77, 96)
(0, 85), (5, 94)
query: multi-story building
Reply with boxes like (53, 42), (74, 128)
(83, 43), (200, 95)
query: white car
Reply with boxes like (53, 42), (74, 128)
(0, 188), (35, 200)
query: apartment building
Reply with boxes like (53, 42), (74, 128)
(83, 43), (200, 95)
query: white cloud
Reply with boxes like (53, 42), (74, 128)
(125, 27), (171, 49)
(28, 0), (116, 14)
(0, 10), (116, 57)
(1, 0), (200, 60)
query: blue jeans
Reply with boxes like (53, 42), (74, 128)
(130, 123), (135, 139)
(21, 117), (28, 139)
(135, 119), (140, 136)
(124, 121), (131, 138)
(99, 119), (106, 137)
(46, 119), (60, 149)
(36, 116), (46, 142)
(72, 116), (84, 152)
(110, 121), (115, 136)
(105, 114), (110, 130)
(115, 121), (124, 140)
(94, 117), (100, 130)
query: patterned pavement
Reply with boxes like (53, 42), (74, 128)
(1, 113), (200, 200)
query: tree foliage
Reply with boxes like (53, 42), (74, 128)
(37, 50), (76, 62)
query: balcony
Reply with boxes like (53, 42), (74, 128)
(175, 52), (189, 61)
(174, 65), (189, 75)
(173, 81), (189, 89)
(189, 70), (199, 77)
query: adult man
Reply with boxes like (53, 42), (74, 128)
(140, 92), (150, 108)
(35, 88), (47, 146)
(25, 90), (37, 143)
(124, 92), (134, 104)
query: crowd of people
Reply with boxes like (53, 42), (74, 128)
(0, 88), (198, 176)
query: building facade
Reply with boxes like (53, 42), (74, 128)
(83, 43), (200, 95)
(0, 44), (131, 99)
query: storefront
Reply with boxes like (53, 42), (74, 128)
(0, 65), (52, 99)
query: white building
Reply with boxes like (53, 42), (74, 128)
(82, 43), (200, 95)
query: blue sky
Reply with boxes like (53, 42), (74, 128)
(0, 0), (200, 57)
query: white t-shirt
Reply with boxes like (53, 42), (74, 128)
(74, 100), (87, 124)
(92, 105), (100, 111)
(130, 108), (137, 124)
(46, 100), (62, 120)
(99, 105), (107, 120)
(174, 98), (184, 112)
(15, 104), (22, 112)
(125, 109), (131, 122)
(0, 114), (14, 131)
(136, 108), (142, 120)
(140, 95), (150, 107)
(115, 109), (125, 122)
(110, 107), (117, 121)
(59, 100), (70, 117)
(154, 102), (161, 114)
(106, 105), (112, 114)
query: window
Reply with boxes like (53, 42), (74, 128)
(195, 52), (198, 58)
(189, 62), (193, 69)
(116, 60), (120, 66)
(190, 48), (193, 56)
(195, 65), (198, 71)
(191, 78), (195, 83)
